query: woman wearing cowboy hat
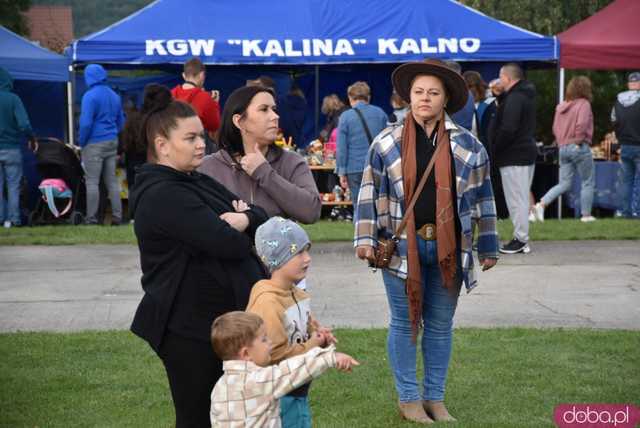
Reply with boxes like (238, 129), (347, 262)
(354, 59), (499, 424)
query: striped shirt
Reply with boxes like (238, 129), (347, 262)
(354, 113), (499, 292)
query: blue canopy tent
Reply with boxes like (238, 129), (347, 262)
(68, 0), (558, 145)
(0, 25), (71, 214)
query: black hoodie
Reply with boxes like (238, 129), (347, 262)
(129, 163), (268, 351)
(492, 80), (538, 168)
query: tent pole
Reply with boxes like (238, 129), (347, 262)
(556, 66), (565, 219)
(67, 64), (75, 147)
(314, 65), (319, 140)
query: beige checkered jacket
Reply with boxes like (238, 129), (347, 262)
(210, 346), (336, 427)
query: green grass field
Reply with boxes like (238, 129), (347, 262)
(1, 328), (638, 427)
(0, 218), (638, 246)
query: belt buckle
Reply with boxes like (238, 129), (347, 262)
(425, 224), (435, 240)
(418, 224), (436, 240)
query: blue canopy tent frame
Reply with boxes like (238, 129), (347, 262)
(67, 0), (558, 147)
(67, 0), (559, 145)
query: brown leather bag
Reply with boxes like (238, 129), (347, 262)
(371, 139), (445, 269)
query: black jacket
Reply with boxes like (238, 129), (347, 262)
(492, 80), (538, 168)
(613, 91), (640, 146)
(129, 163), (268, 352)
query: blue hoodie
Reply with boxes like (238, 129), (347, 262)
(79, 64), (124, 147)
(0, 67), (33, 150)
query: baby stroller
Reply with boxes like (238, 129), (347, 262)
(28, 138), (86, 226)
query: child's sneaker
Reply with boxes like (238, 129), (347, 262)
(528, 212), (536, 222)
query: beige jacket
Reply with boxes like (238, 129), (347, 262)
(211, 346), (336, 428)
(246, 279), (317, 364)
(197, 147), (321, 224)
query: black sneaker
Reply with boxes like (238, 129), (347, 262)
(499, 239), (531, 254)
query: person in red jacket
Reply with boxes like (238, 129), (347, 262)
(171, 57), (220, 153)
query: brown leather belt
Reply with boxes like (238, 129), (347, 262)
(416, 223), (437, 240)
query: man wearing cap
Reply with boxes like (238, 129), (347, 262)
(612, 72), (640, 218)
(493, 63), (538, 254)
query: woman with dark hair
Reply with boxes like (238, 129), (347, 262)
(355, 59), (499, 424)
(119, 84), (169, 191)
(129, 85), (268, 428)
(533, 75), (596, 222)
(198, 85), (321, 224)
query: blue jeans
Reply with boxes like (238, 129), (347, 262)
(0, 149), (23, 224)
(347, 172), (363, 205)
(541, 144), (595, 217)
(619, 145), (640, 218)
(382, 238), (460, 402)
(280, 396), (311, 428)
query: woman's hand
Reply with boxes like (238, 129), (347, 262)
(356, 245), (375, 262)
(219, 212), (249, 232)
(232, 200), (249, 212)
(240, 143), (267, 176)
(480, 258), (498, 272)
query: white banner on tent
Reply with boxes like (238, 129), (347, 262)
(145, 37), (482, 59)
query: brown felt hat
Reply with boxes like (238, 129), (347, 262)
(392, 59), (469, 114)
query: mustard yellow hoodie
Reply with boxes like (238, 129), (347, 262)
(246, 279), (317, 364)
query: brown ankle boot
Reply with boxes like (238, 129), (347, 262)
(398, 400), (434, 424)
(422, 400), (457, 422)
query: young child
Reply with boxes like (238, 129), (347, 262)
(248, 216), (336, 427)
(210, 311), (358, 427)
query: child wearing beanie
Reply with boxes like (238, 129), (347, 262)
(247, 216), (337, 428)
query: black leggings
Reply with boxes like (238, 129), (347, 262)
(158, 332), (223, 428)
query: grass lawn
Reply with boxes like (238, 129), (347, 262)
(0, 218), (638, 246)
(0, 328), (638, 428)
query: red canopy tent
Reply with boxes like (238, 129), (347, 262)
(558, 0), (640, 69)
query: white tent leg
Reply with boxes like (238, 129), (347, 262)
(556, 66), (565, 219)
(66, 65), (75, 147)
(314, 65), (319, 141)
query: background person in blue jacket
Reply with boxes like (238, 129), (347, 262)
(0, 67), (35, 228)
(336, 81), (387, 208)
(79, 64), (125, 225)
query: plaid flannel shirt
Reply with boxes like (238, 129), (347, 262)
(210, 346), (336, 428)
(354, 113), (499, 292)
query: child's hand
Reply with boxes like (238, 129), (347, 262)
(309, 316), (337, 345)
(318, 326), (337, 345)
(308, 331), (327, 348)
(334, 352), (359, 372)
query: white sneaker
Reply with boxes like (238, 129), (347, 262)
(533, 203), (545, 222)
(528, 212), (536, 222)
(3, 221), (11, 229)
(580, 216), (596, 222)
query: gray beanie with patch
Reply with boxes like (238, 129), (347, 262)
(255, 217), (311, 272)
